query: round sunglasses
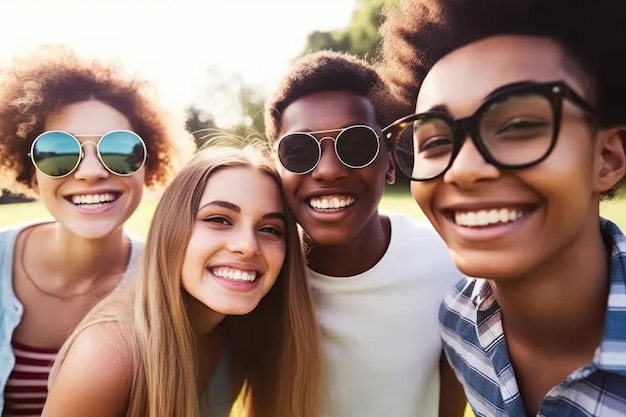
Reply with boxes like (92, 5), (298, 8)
(276, 124), (381, 174)
(29, 130), (147, 178)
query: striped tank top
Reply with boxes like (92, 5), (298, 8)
(3, 341), (57, 417)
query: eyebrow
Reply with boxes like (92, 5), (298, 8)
(199, 200), (285, 221)
(288, 123), (367, 134)
(424, 80), (538, 115)
(485, 81), (536, 99)
(424, 104), (452, 115)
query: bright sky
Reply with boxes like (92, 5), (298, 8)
(0, 0), (357, 126)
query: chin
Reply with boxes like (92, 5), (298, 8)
(306, 230), (353, 247)
(212, 301), (260, 316)
(452, 252), (530, 281)
(71, 224), (124, 240)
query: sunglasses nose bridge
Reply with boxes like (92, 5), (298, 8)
(317, 136), (336, 144)
(73, 141), (109, 179)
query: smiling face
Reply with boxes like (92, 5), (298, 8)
(32, 99), (145, 239)
(181, 167), (287, 315)
(411, 35), (625, 279)
(277, 90), (395, 246)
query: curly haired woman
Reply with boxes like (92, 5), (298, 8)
(0, 44), (192, 416)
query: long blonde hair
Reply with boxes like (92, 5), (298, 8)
(51, 144), (322, 417)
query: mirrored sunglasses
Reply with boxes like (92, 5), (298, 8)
(29, 130), (147, 178)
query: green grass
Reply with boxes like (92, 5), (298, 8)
(2, 191), (625, 417)
(3, 189), (626, 232)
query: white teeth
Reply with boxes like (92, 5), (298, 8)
(212, 267), (257, 282)
(454, 208), (525, 227)
(309, 195), (355, 210)
(71, 193), (118, 208)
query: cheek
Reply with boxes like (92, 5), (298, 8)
(266, 241), (286, 276)
(530, 137), (596, 197)
(410, 181), (436, 215)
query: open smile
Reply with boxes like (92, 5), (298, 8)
(210, 266), (258, 283)
(448, 206), (531, 228)
(308, 194), (356, 212)
(65, 192), (122, 210)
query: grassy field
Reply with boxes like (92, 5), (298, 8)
(3, 189), (626, 233)
(2, 191), (625, 417)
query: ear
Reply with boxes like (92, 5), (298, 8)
(385, 152), (396, 185)
(29, 171), (41, 195)
(594, 127), (626, 194)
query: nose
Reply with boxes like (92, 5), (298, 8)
(443, 136), (500, 187)
(73, 142), (109, 182)
(310, 138), (349, 182)
(227, 226), (261, 258)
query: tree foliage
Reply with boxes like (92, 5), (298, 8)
(186, 0), (392, 150)
(301, 0), (389, 62)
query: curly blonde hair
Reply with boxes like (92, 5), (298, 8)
(0, 44), (193, 193)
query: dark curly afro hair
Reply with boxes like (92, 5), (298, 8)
(0, 45), (193, 194)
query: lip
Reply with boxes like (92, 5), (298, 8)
(208, 263), (263, 275)
(303, 189), (357, 200)
(440, 201), (539, 212)
(62, 188), (124, 198)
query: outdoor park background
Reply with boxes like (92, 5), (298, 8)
(2, 1), (626, 416)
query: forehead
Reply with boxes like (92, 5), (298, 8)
(44, 100), (132, 134)
(200, 167), (283, 212)
(279, 90), (378, 135)
(416, 35), (584, 115)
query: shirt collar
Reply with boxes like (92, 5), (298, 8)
(597, 218), (626, 375)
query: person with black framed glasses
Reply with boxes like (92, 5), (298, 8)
(264, 50), (466, 417)
(378, 0), (626, 415)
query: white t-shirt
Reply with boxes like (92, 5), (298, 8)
(307, 212), (462, 417)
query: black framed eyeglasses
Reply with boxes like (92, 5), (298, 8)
(276, 125), (381, 175)
(382, 81), (597, 181)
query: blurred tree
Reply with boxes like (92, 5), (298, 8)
(228, 85), (265, 141)
(301, 0), (391, 62)
(186, 66), (267, 149)
(185, 106), (218, 150)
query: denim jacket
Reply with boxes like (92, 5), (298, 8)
(0, 221), (143, 413)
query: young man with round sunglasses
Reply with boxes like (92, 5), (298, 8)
(0, 45), (191, 416)
(378, 0), (626, 415)
(264, 50), (466, 417)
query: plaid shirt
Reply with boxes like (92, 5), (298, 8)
(439, 218), (626, 417)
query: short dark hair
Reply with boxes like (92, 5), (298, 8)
(264, 50), (403, 142)
(376, 0), (626, 196)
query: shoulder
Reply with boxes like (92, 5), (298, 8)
(0, 221), (56, 251)
(43, 322), (133, 417)
(0, 221), (47, 278)
(0, 221), (37, 243)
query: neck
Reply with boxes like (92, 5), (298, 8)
(306, 213), (391, 276)
(493, 218), (609, 354)
(29, 222), (131, 286)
